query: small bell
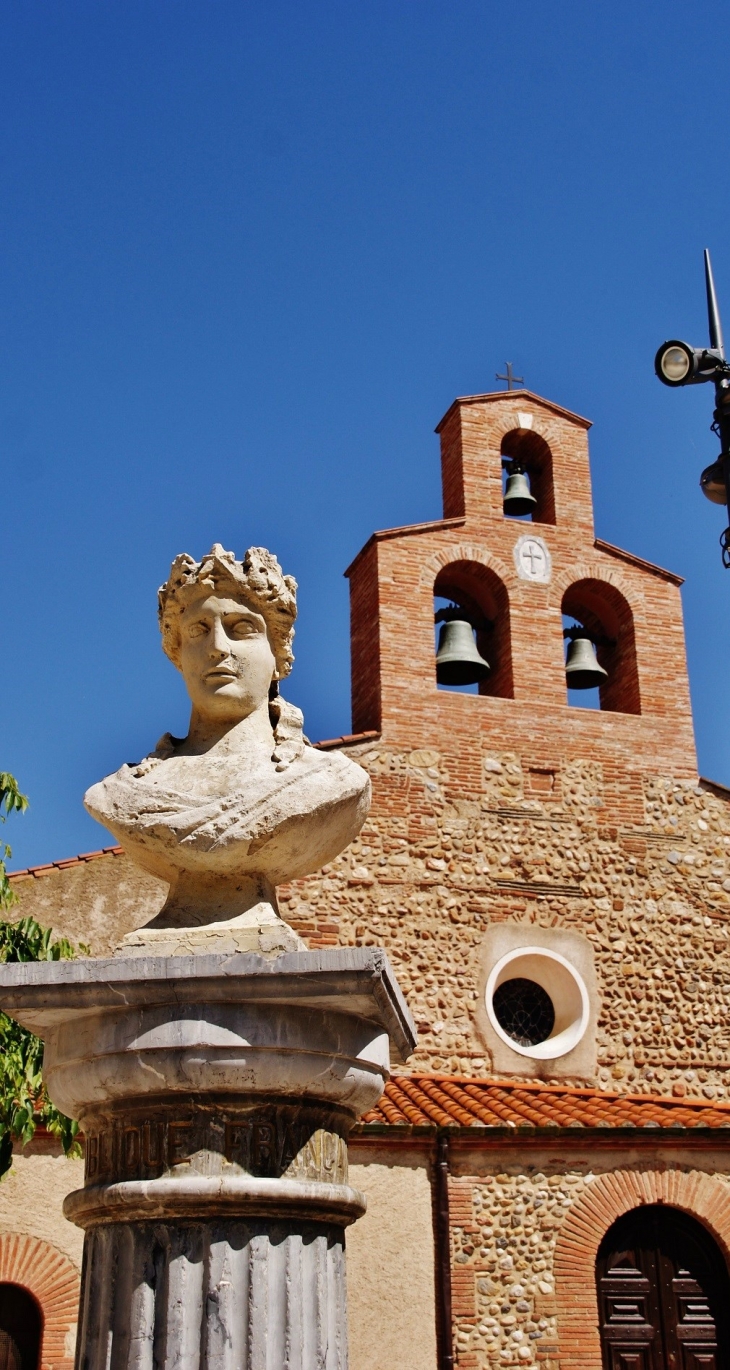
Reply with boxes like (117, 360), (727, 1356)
(503, 462), (537, 517)
(436, 618), (490, 686)
(565, 631), (608, 691)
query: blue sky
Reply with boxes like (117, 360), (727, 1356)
(4, 2), (730, 869)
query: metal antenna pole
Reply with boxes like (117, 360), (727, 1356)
(655, 250), (730, 567)
(705, 249), (725, 355)
(704, 249), (730, 564)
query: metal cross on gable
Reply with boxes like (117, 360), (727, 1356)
(496, 361), (525, 391)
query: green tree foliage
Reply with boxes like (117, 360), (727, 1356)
(0, 774), (28, 912)
(0, 917), (82, 1177)
(0, 776), (81, 1176)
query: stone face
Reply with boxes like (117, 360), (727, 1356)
(83, 545), (371, 951)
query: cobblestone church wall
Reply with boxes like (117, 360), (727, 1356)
(281, 744), (730, 1098)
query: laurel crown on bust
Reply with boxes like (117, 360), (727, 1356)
(158, 543), (298, 681)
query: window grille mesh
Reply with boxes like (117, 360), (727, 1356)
(492, 977), (555, 1047)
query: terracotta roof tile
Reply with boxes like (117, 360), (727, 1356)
(312, 731), (380, 751)
(359, 1076), (730, 1131)
(9, 847), (123, 881)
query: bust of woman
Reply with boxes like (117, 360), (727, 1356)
(84, 544), (371, 955)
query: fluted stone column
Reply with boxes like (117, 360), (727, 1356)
(0, 948), (415, 1370)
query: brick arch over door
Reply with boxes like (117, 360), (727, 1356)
(0, 1233), (80, 1370)
(553, 1167), (730, 1370)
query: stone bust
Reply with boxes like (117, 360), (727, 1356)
(84, 544), (371, 954)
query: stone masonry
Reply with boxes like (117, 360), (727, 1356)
(277, 390), (729, 1099)
(281, 753), (730, 1099)
(8, 385), (730, 1370)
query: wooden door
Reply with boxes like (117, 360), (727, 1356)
(0, 1285), (42, 1370)
(596, 1206), (730, 1370)
(0, 1332), (21, 1370)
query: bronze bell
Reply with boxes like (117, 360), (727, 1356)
(503, 462), (537, 517)
(565, 632), (608, 691)
(436, 618), (490, 686)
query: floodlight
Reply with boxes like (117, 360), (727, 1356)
(654, 339), (726, 387)
(654, 250), (730, 566)
(655, 340), (696, 386)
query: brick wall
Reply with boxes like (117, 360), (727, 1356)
(346, 391), (696, 772)
(281, 390), (730, 1098)
(283, 752), (730, 1096)
(0, 1233), (80, 1370)
(442, 1145), (730, 1370)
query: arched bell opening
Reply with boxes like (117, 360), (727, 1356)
(595, 1205), (730, 1369)
(561, 579), (640, 715)
(0, 1283), (43, 1370)
(500, 429), (556, 525)
(434, 561), (513, 699)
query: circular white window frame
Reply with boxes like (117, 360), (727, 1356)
(485, 946), (590, 1060)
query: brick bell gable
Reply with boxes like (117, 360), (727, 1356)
(345, 389), (696, 786)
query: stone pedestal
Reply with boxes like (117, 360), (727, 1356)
(0, 949), (415, 1370)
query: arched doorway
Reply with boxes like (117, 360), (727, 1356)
(0, 1284), (42, 1370)
(596, 1204), (730, 1369)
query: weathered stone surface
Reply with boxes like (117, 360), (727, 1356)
(83, 545), (371, 949)
(0, 947), (414, 1062)
(77, 1219), (349, 1370)
(84, 1107), (350, 1187)
(66, 1175), (366, 1228)
(7, 850), (167, 955)
(276, 752), (730, 1097)
(0, 948), (414, 1370)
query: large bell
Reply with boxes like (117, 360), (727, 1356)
(565, 632), (608, 691)
(436, 618), (490, 686)
(503, 464), (537, 517)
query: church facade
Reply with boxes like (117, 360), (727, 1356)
(7, 386), (730, 1370)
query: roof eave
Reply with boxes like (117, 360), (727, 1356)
(435, 389), (592, 434)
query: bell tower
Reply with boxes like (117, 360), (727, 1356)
(346, 388), (696, 822)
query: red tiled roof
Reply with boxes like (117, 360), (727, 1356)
(313, 730), (380, 751)
(8, 847), (124, 881)
(360, 1076), (730, 1131)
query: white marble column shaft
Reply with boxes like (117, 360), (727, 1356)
(77, 1220), (348, 1370)
(0, 950), (415, 1370)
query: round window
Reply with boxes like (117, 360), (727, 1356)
(485, 947), (590, 1060)
(492, 977), (555, 1047)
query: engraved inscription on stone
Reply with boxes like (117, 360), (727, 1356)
(85, 1110), (348, 1187)
(513, 533), (551, 584)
